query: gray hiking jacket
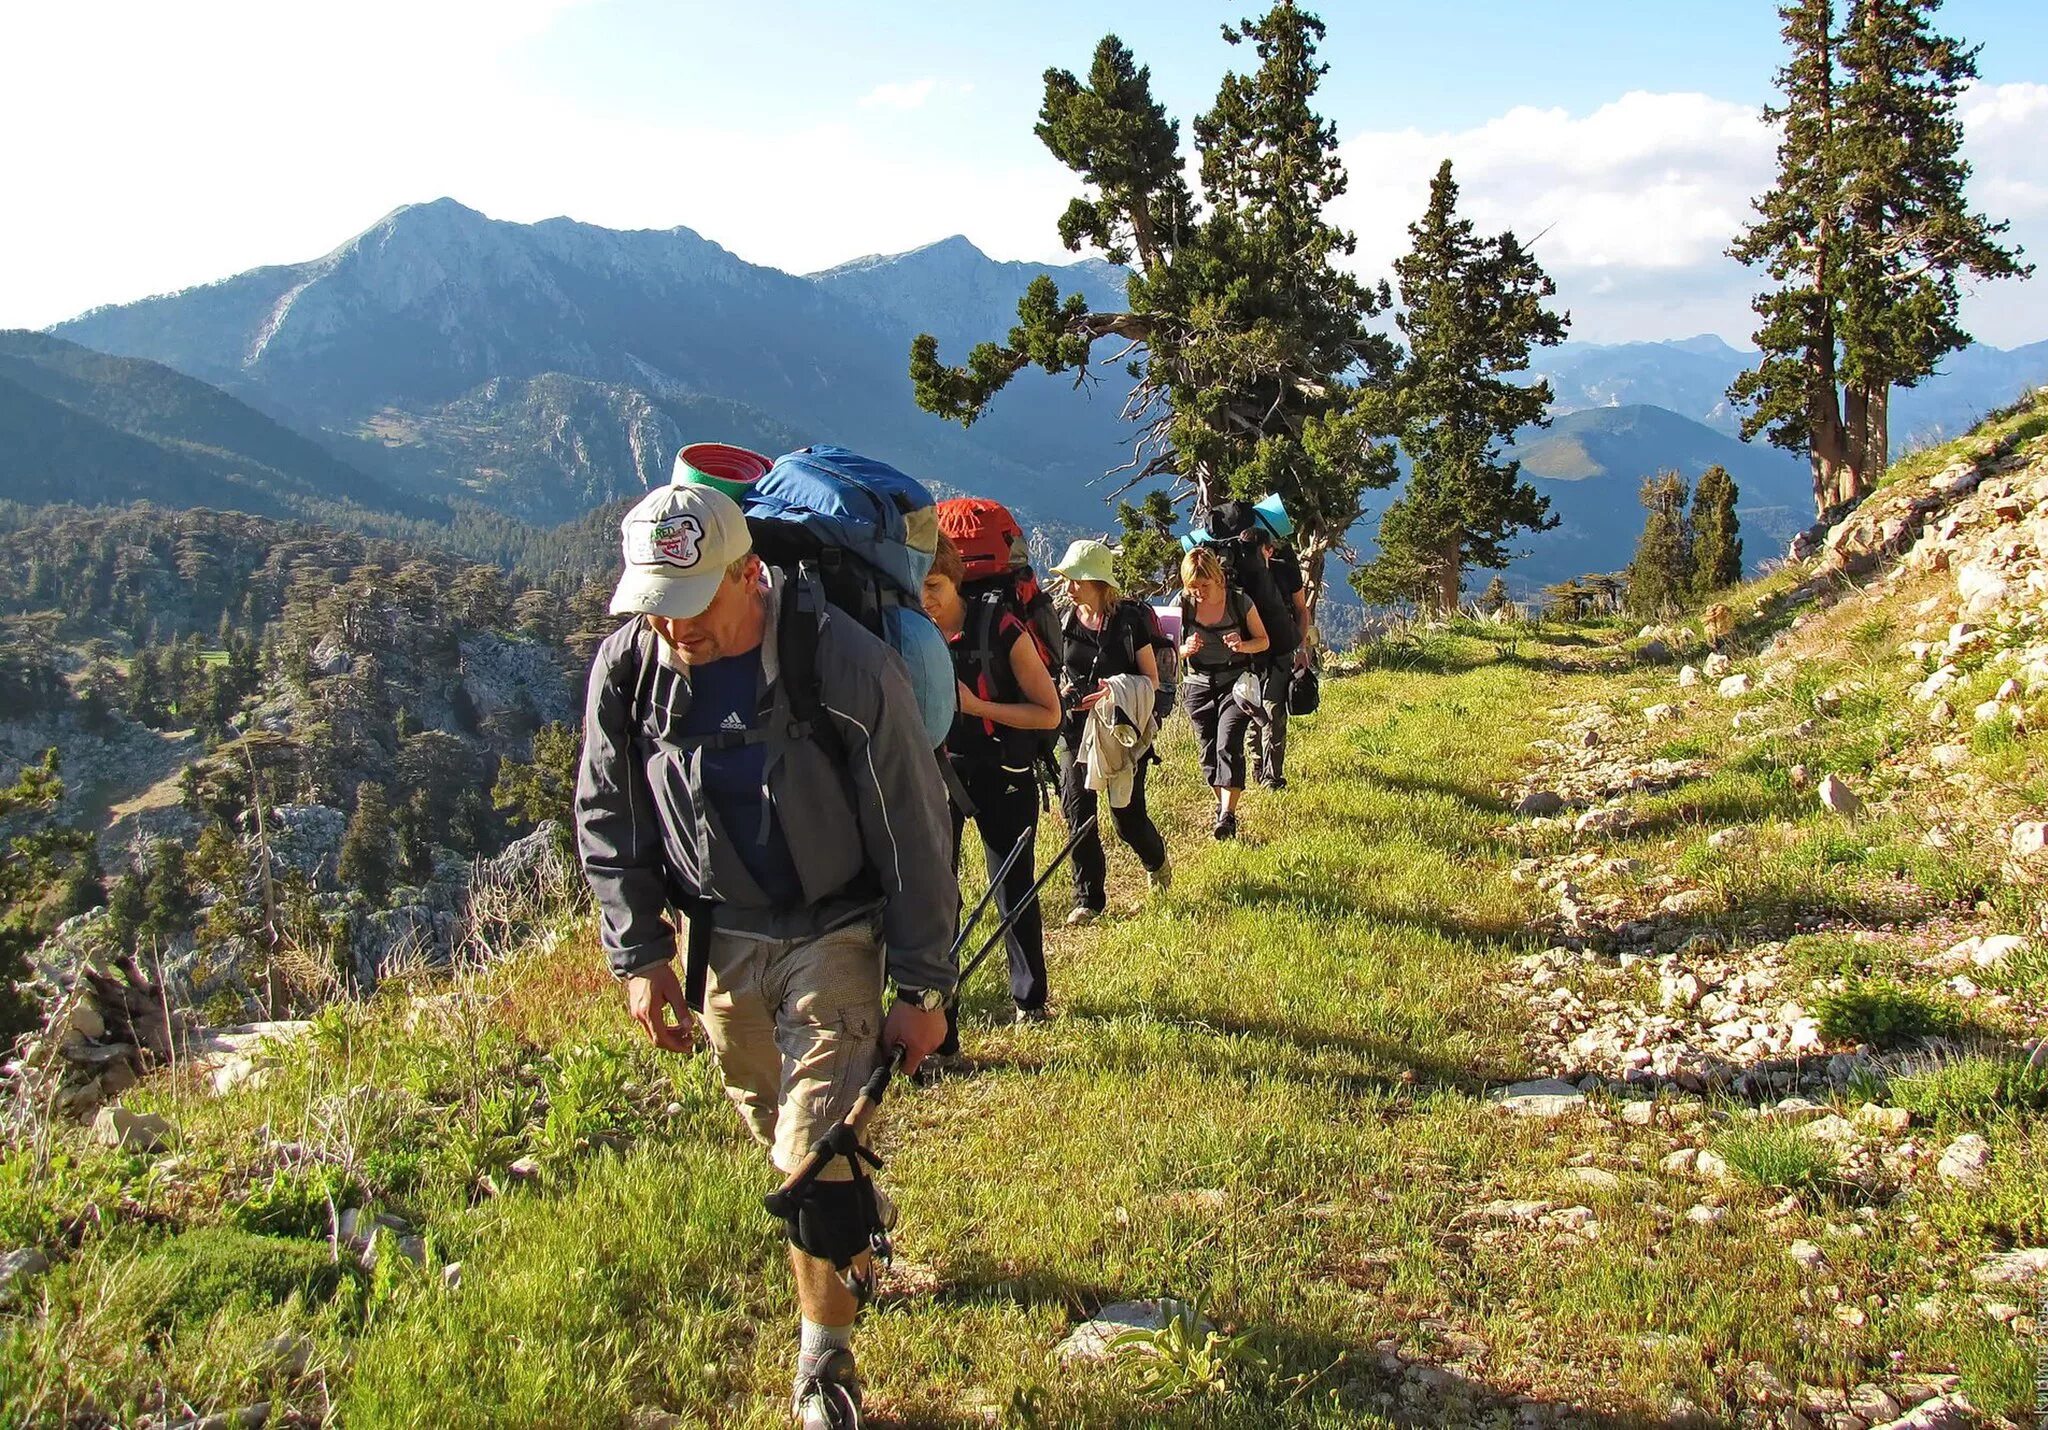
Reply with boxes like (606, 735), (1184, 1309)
(574, 585), (959, 994)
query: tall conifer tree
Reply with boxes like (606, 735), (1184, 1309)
(1690, 465), (1744, 595)
(1627, 472), (1694, 617)
(1730, 0), (2026, 515)
(1356, 160), (1568, 614)
(911, 5), (1400, 613)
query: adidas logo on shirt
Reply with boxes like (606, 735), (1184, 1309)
(720, 711), (747, 732)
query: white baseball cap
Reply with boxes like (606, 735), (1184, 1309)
(609, 483), (754, 619)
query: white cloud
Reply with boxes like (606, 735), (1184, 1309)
(859, 78), (939, 111)
(0, 4), (2038, 355)
(1330, 87), (2045, 346)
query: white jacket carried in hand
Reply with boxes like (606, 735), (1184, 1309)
(1080, 672), (1157, 809)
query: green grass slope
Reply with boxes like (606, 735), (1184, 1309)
(8, 613), (2040, 1425)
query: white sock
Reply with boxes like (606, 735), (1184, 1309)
(798, 1317), (853, 1375)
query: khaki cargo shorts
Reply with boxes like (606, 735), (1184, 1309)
(695, 918), (887, 1180)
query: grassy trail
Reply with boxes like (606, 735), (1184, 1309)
(5, 631), (2037, 1426)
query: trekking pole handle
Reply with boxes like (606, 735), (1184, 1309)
(767, 1045), (907, 1208)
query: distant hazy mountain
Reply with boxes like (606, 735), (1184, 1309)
(1506, 404), (1811, 591)
(0, 330), (433, 520)
(55, 200), (1114, 528)
(1534, 334), (2048, 446)
(811, 234), (1125, 355)
(41, 199), (2045, 593)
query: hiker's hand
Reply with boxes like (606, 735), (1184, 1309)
(1075, 685), (1108, 712)
(625, 962), (694, 1053)
(1222, 631), (1246, 653)
(1294, 646), (1313, 672)
(1179, 634), (1202, 658)
(884, 1000), (946, 1076)
(956, 680), (986, 717)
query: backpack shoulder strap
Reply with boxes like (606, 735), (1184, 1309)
(778, 569), (847, 767)
(970, 593), (1005, 696)
(608, 621), (660, 738)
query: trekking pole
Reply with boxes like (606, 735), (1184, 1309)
(763, 815), (1099, 1211)
(953, 813), (1097, 996)
(950, 825), (1035, 966)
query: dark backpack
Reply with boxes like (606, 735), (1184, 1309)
(1205, 502), (1302, 657)
(1288, 662), (1321, 717)
(960, 584), (1060, 772)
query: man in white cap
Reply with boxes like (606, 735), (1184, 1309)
(575, 482), (958, 1428)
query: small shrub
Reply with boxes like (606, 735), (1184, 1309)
(1109, 1298), (1270, 1404)
(125, 1226), (351, 1330)
(1815, 980), (1961, 1048)
(1713, 1122), (1840, 1195)
(1784, 934), (1896, 979)
(1891, 1055), (2048, 1122)
(226, 1166), (353, 1239)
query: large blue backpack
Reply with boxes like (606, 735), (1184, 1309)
(742, 446), (954, 747)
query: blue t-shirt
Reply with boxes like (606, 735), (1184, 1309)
(680, 646), (803, 905)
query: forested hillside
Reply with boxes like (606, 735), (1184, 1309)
(0, 502), (610, 1048)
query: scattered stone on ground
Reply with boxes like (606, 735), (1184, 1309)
(1056, 1299), (1212, 1363)
(1494, 1079), (1588, 1118)
(91, 1106), (175, 1153)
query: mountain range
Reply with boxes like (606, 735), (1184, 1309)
(29, 198), (2048, 596)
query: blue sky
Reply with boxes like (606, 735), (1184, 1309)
(4, 0), (2044, 343)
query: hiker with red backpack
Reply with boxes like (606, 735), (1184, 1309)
(1048, 539), (1173, 923)
(921, 523), (1062, 1026)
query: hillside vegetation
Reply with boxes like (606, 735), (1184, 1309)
(4, 400), (2048, 1426)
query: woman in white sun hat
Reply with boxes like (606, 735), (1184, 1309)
(1048, 539), (1172, 924)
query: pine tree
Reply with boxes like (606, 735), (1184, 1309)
(1730, 0), (2027, 515)
(1113, 491), (1186, 597)
(125, 646), (165, 726)
(1480, 576), (1512, 615)
(1690, 465), (1744, 595)
(1359, 160), (1569, 613)
(105, 870), (147, 945)
(140, 841), (197, 944)
(1834, 0), (2030, 484)
(911, 7), (1401, 614)
(338, 783), (395, 906)
(1627, 472), (1694, 617)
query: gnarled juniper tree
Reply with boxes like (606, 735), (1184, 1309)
(909, 5), (1399, 615)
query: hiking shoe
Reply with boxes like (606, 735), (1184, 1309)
(1147, 855), (1173, 894)
(1212, 811), (1239, 841)
(792, 1347), (862, 1429)
(1259, 774), (1288, 791)
(1065, 906), (1099, 927)
(1014, 1005), (1052, 1025)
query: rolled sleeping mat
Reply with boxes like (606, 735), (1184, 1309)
(882, 605), (959, 748)
(1253, 492), (1294, 540)
(674, 443), (772, 501)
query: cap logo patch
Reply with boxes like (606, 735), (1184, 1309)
(629, 513), (707, 569)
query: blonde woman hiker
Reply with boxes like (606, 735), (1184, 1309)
(1177, 544), (1269, 840)
(1049, 539), (1172, 925)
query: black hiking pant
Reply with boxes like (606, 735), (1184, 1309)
(1182, 670), (1253, 791)
(1058, 727), (1167, 914)
(947, 759), (1047, 1018)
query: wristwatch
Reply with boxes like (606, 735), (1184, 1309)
(895, 986), (946, 1013)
